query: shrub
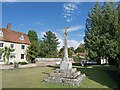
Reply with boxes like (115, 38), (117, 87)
(18, 61), (28, 65)
(9, 62), (13, 65)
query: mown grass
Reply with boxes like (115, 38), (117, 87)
(2, 65), (118, 89)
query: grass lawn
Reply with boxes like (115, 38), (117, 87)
(2, 65), (118, 89)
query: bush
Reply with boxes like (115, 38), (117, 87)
(73, 56), (82, 63)
(9, 62), (13, 65)
(18, 61), (28, 65)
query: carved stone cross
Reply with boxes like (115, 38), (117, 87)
(60, 27), (72, 70)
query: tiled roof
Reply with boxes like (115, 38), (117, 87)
(0, 28), (31, 45)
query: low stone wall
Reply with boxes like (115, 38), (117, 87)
(35, 58), (62, 61)
(36, 58), (62, 66)
(36, 58), (75, 63)
(36, 60), (59, 66)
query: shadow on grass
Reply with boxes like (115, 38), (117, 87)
(47, 65), (59, 70)
(75, 65), (118, 89)
(46, 64), (118, 89)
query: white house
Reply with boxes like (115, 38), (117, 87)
(0, 23), (31, 64)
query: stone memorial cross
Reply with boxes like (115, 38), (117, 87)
(60, 27), (72, 71)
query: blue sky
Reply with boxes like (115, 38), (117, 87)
(2, 2), (95, 49)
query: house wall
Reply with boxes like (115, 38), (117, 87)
(0, 41), (29, 64)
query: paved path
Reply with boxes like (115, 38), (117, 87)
(0, 64), (37, 70)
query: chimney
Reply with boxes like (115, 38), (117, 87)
(6, 23), (11, 30)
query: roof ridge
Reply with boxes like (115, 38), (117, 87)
(0, 28), (31, 45)
(2, 28), (28, 35)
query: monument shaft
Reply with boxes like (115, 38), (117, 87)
(60, 27), (72, 70)
(64, 27), (68, 61)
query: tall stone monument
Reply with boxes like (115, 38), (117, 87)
(60, 27), (72, 70)
(43, 27), (85, 86)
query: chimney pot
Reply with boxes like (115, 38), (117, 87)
(6, 23), (11, 30)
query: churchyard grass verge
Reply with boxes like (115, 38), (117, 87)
(2, 65), (118, 89)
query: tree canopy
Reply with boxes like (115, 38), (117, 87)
(38, 31), (60, 58)
(84, 2), (119, 64)
(27, 30), (39, 63)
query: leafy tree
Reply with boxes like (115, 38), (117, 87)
(59, 46), (74, 58)
(3, 47), (14, 64)
(0, 48), (4, 54)
(59, 46), (64, 58)
(75, 44), (85, 53)
(68, 47), (74, 58)
(28, 30), (38, 43)
(84, 2), (119, 64)
(39, 31), (60, 58)
(117, 2), (120, 67)
(38, 40), (47, 57)
(27, 30), (39, 63)
(27, 41), (39, 63)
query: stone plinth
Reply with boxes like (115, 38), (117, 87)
(43, 68), (86, 86)
(60, 61), (72, 71)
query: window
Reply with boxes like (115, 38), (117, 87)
(10, 44), (14, 48)
(21, 54), (24, 59)
(0, 43), (3, 47)
(0, 31), (3, 37)
(21, 45), (25, 49)
(19, 35), (24, 40)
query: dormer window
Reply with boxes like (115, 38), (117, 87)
(19, 35), (24, 40)
(0, 31), (3, 37)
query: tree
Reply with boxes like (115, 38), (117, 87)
(0, 48), (4, 62)
(38, 40), (47, 57)
(28, 30), (38, 43)
(68, 47), (74, 58)
(0, 48), (4, 54)
(3, 47), (14, 64)
(59, 46), (64, 58)
(117, 2), (120, 67)
(39, 31), (60, 58)
(85, 3), (103, 60)
(59, 46), (74, 58)
(84, 2), (119, 64)
(75, 44), (85, 53)
(27, 30), (39, 63)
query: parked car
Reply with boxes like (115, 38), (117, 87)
(80, 60), (97, 66)
(86, 60), (97, 64)
(56, 61), (61, 65)
(80, 60), (87, 66)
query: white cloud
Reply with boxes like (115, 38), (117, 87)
(68, 25), (84, 32)
(58, 38), (64, 50)
(39, 31), (83, 51)
(56, 25), (84, 33)
(80, 40), (84, 44)
(58, 39), (81, 51)
(68, 40), (80, 49)
(19, 24), (24, 26)
(1, 0), (17, 2)
(40, 31), (46, 38)
(76, 33), (85, 37)
(63, 2), (81, 23)
(35, 21), (44, 26)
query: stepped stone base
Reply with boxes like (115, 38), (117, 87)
(43, 68), (85, 86)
